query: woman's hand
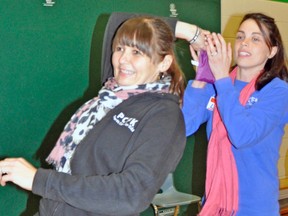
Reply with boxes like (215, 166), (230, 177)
(0, 158), (37, 191)
(189, 45), (207, 88)
(206, 33), (232, 80)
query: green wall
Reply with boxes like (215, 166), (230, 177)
(0, 1), (220, 215)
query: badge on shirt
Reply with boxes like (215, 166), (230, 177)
(206, 96), (216, 111)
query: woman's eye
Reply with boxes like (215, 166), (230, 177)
(132, 49), (142, 55)
(115, 46), (123, 52)
(252, 37), (260, 42)
(236, 35), (243, 40)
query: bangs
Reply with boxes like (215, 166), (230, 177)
(112, 20), (154, 58)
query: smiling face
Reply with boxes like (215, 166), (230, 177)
(234, 19), (277, 77)
(112, 44), (161, 86)
(111, 17), (176, 87)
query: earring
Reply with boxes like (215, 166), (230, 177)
(158, 72), (165, 80)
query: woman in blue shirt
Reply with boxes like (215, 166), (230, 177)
(183, 13), (288, 215)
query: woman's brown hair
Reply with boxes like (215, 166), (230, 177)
(112, 16), (185, 104)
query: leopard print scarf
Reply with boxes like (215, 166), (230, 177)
(46, 76), (171, 173)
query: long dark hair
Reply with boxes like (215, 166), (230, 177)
(239, 13), (288, 90)
(112, 16), (185, 104)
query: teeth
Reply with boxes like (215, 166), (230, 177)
(120, 69), (134, 75)
(239, 51), (250, 56)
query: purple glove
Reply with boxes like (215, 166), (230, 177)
(195, 50), (215, 84)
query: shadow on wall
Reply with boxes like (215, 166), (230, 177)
(35, 13), (109, 170)
(18, 14), (110, 216)
(221, 13), (243, 66)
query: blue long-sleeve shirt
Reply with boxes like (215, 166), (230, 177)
(182, 77), (288, 216)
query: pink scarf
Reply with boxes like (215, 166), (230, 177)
(198, 67), (256, 216)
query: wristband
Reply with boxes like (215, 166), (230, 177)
(189, 26), (200, 44)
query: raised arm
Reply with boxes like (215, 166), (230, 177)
(175, 21), (210, 51)
(101, 12), (210, 84)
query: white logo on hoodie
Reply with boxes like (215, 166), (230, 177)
(113, 112), (138, 132)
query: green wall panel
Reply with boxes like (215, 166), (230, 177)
(0, 1), (220, 215)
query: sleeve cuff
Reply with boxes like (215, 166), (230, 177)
(214, 77), (234, 94)
(32, 168), (52, 197)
